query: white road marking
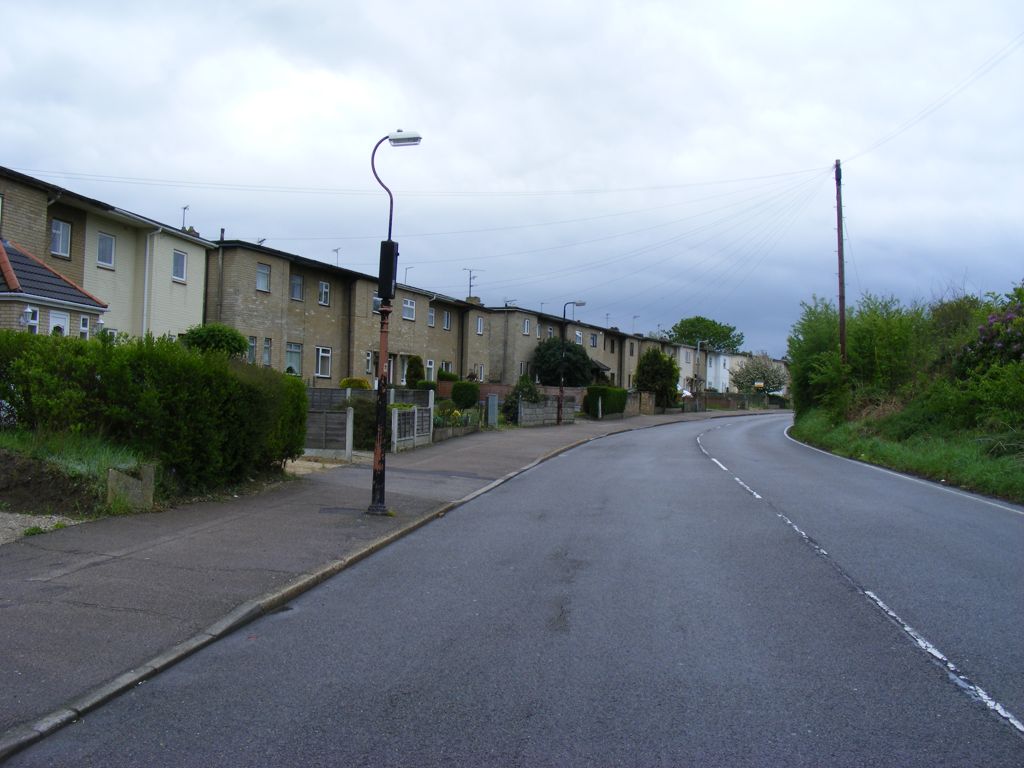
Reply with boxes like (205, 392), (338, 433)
(711, 458), (729, 472)
(699, 418), (1024, 737)
(783, 424), (1024, 518)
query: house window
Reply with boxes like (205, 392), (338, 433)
(441, 360), (453, 373)
(318, 281), (330, 306)
(522, 318), (531, 335)
(575, 330), (583, 345)
(50, 219), (71, 257)
(426, 359), (435, 381)
(285, 342), (302, 375)
(262, 338), (272, 366)
(315, 346), (332, 378)
(476, 316), (484, 335)
(629, 341), (635, 356)
(547, 326), (554, 338)
(97, 233), (115, 268)
(590, 333), (598, 348)
(477, 364), (485, 380)
(402, 298), (416, 320)
(610, 339), (616, 353)
(79, 316), (90, 340)
(428, 308), (436, 327)
(290, 274), (303, 301)
(247, 336), (257, 364)
(172, 249), (187, 282)
(24, 306), (39, 334)
(685, 350), (691, 363)
(519, 361), (527, 376)
(372, 293), (382, 314)
(365, 351), (374, 374)
(443, 310), (451, 330)
(256, 263), (271, 292)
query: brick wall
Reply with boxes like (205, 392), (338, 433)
(0, 180), (48, 257)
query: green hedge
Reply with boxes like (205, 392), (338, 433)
(0, 331), (306, 491)
(437, 369), (459, 382)
(583, 386), (628, 417)
(450, 380), (480, 409)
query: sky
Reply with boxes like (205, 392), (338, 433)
(2, 1), (1021, 357)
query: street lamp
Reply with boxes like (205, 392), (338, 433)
(557, 300), (585, 425)
(368, 129), (422, 515)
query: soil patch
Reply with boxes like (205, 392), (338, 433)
(0, 449), (99, 517)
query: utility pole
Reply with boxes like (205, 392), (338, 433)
(835, 159), (846, 363)
(463, 268), (482, 299)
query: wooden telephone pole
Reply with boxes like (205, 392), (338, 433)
(835, 159), (847, 363)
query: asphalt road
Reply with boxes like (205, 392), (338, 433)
(9, 415), (1024, 766)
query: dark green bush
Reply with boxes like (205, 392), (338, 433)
(451, 380), (480, 409)
(178, 323), (249, 357)
(339, 376), (371, 389)
(437, 369), (459, 382)
(583, 385), (627, 417)
(502, 376), (542, 423)
(0, 331), (306, 491)
(416, 380), (437, 392)
(406, 356), (425, 385)
(339, 395), (391, 451)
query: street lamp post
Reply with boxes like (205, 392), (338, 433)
(368, 129), (422, 515)
(557, 300), (585, 425)
(695, 338), (710, 412)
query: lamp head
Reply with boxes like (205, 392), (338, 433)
(574, 300), (586, 307)
(388, 130), (422, 147)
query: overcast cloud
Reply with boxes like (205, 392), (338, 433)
(2, 1), (1021, 356)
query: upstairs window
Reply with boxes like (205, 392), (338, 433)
(290, 274), (303, 301)
(97, 233), (115, 268)
(172, 249), (187, 282)
(589, 333), (598, 348)
(476, 316), (484, 335)
(402, 298), (416, 320)
(50, 219), (71, 257)
(318, 281), (330, 306)
(522, 318), (531, 335)
(575, 330), (583, 345)
(256, 263), (271, 292)
(443, 310), (451, 330)
(428, 308), (436, 327)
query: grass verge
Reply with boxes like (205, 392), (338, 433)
(790, 409), (1024, 504)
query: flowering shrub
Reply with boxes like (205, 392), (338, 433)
(956, 286), (1024, 375)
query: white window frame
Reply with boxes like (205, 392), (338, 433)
(285, 342), (302, 375)
(79, 316), (90, 340)
(372, 293), (382, 314)
(476, 316), (484, 335)
(172, 249), (187, 282)
(365, 351), (374, 375)
(256, 263), (271, 292)
(477, 364), (485, 380)
(590, 333), (598, 348)
(547, 326), (554, 338)
(97, 232), (115, 269)
(685, 350), (691, 363)
(425, 359), (435, 381)
(318, 281), (330, 306)
(50, 219), (71, 257)
(247, 336), (257, 364)
(519, 361), (527, 376)
(575, 330), (583, 345)
(289, 274), (303, 301)
(441, 360), (453, 373)
(25, 306), (39, 334)
(262, 338), (272, 367)
(428, 307), (436, 327)
(522, 318), (530, 335)
(315, 346), (332, 378)
(402, 298), (416, 321)
(443, 310), (451, 330)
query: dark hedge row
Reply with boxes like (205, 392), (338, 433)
(582, 385), (628, 417)
(0, 331), (306, 491)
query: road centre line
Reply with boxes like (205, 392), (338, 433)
(697, 423), (1024, 738)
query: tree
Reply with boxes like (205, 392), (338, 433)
(178, 323), (248, 357)
(731, 354), (789, 395)
(670, 316), (744, 353)
(531, 337), (592, 386)
(634, 348), (680, 407)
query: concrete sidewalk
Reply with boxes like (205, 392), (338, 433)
(0, 409), (775, 759)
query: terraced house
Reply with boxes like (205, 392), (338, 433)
(0, 165), (213, 338)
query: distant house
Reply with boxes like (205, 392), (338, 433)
(0, 239), (107, 336)
(0, 166), (214, 338)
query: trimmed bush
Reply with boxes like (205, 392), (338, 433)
(437, 369), (459, 382)
(416, 380), (437, 392)
(450, 380), (480, 409)
(583, 385), (627, 417)
(406, 356), (425, 385)
(178, 323), (249, 357)
(0, 331), (306, 491)
(339, 377), (371, 389)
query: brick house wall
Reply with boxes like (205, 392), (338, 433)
(0, 179), (48, 257)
